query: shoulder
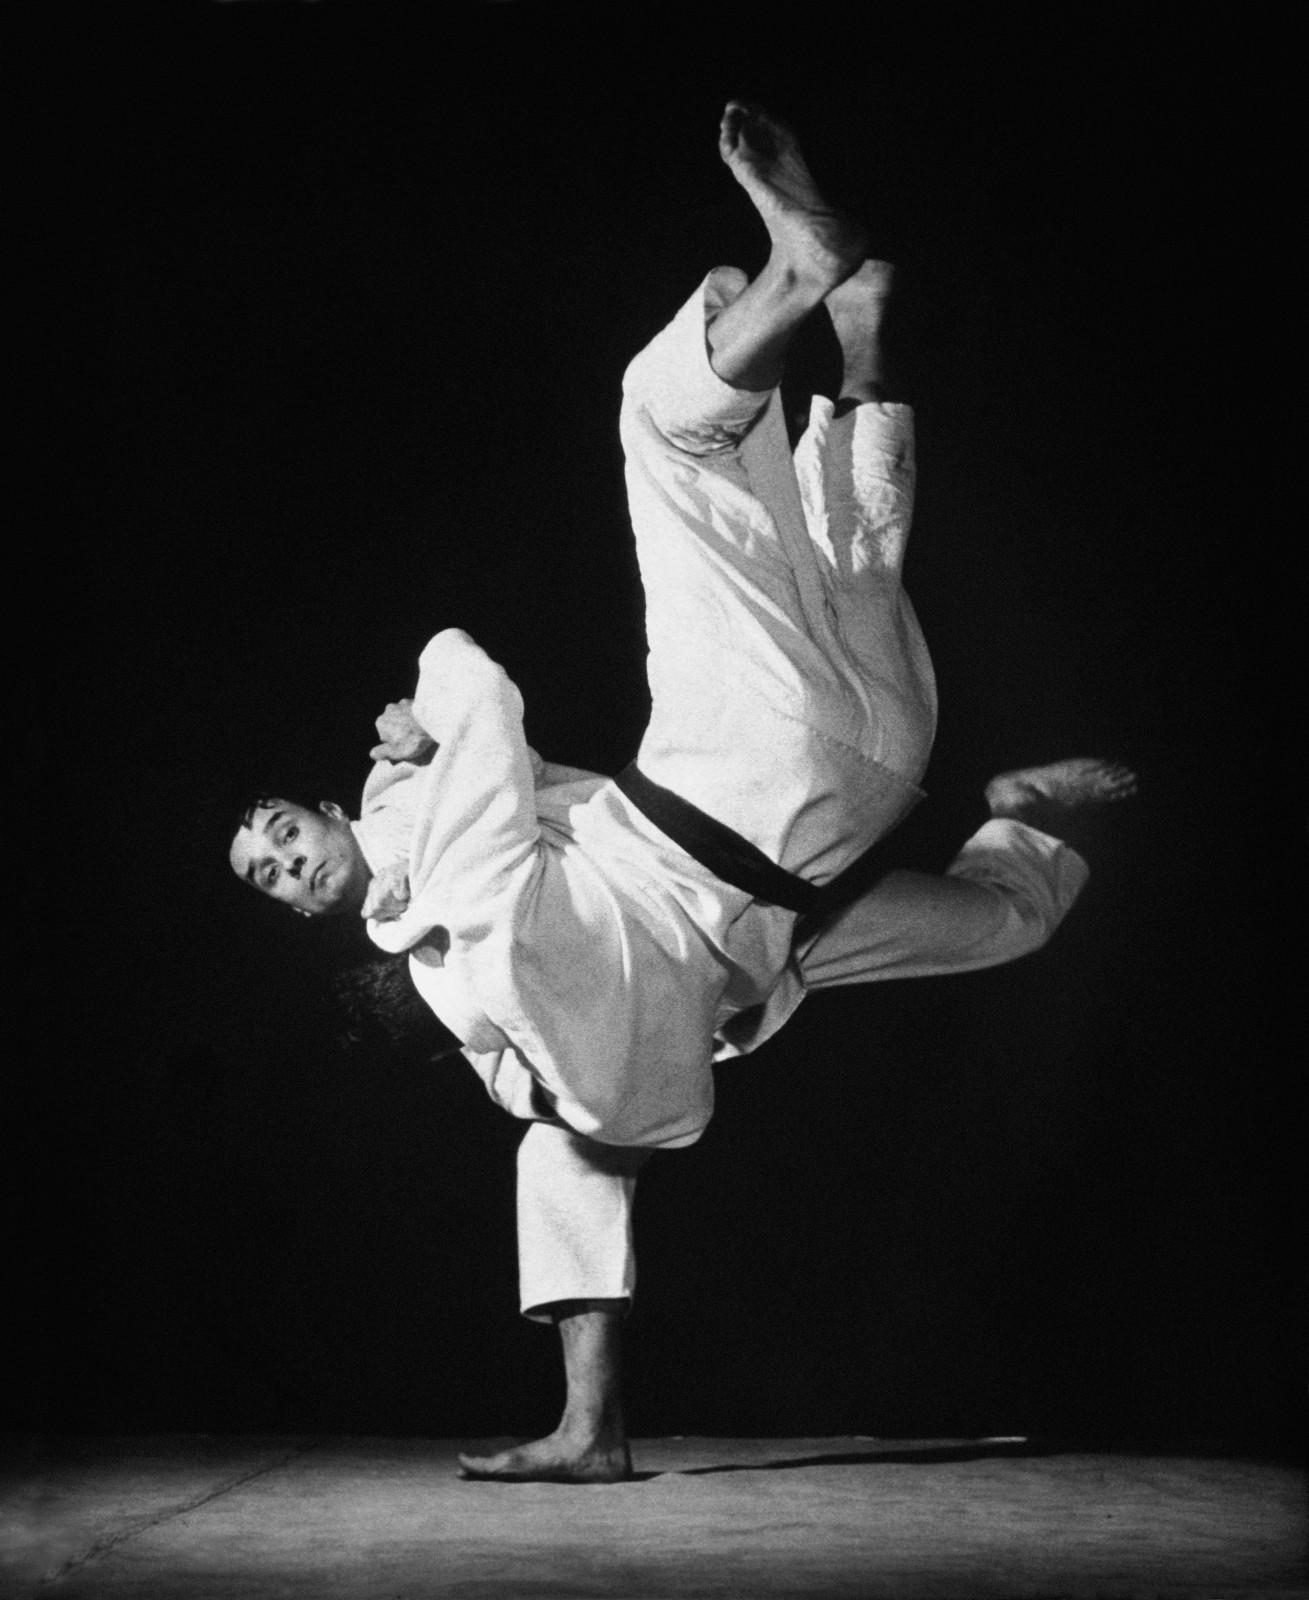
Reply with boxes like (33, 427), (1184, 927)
(417, 629), (523, 715)
(419, 627), (486, 673)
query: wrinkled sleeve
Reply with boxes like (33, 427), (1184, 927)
(391, 629), (542, 947)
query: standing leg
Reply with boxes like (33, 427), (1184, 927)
(458, 1302), (631, 1483)
(458, 1125), (646, 1483)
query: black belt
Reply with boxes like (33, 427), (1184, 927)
(613, 761), (908, 928)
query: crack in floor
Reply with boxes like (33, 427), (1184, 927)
(36, 1441), (316, 1591)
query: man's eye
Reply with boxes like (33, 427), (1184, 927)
(265, 865), (279, 887)
(286, 824), (298, 841)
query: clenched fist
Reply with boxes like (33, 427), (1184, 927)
(369, 699), (436, 764)
(361, 861), (412, 923)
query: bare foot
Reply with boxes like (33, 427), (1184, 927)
(457, 1429), (633, 1484)
(719, 101), (868, 294)
(986, 758), (1139, 824)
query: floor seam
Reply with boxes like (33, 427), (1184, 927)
(34, 1441), (316, 1592)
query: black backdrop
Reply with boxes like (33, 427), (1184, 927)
(14, 5), (1299, 1449)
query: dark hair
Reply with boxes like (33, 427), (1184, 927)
(333, 952), (453, 1051)
(236, 795), (284, 832)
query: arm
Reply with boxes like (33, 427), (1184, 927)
(408, 629), (541, 910)
(365, 630), (543, 954)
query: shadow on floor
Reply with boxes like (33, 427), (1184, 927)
(668, 1437), (1045, 1478)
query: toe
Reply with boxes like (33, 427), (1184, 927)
(719, 101), (751, 144)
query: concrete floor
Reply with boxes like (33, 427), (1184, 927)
(3, 1435), (1304, 1600)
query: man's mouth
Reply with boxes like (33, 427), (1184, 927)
(310, 863), (326, 894)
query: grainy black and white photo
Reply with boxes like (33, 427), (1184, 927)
(7, 4), (1301, 1598)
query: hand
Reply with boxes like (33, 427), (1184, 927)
(361, 862), (411, 923)
(369, 699), (436, 764)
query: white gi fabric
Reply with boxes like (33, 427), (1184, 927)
(351, 270), (1089, 1320)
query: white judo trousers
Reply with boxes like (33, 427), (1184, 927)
(515, 270), (1089, 1318)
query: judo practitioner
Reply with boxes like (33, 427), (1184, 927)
(230, 102), (1136, 1481)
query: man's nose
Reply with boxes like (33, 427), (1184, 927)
(284, 854), (307, 880)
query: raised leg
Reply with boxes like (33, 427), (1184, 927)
(457, 1302), (632, 1483)
(798, 757), (1138, 989)
(986, 757), (1139, 856)
(825, 259), (898, 408)
(706, 102), (868, 392)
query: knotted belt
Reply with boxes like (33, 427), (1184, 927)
(613, 761), (904, 929)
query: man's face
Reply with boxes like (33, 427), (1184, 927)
(229, 799), (371, 917)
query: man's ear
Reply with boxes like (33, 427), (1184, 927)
(319, 800), (348, 821)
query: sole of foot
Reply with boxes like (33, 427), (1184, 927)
(718, 100), (868, 293)
(986, 757), (1139, 821)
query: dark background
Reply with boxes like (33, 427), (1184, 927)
(13, 5), (1299, 1451)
